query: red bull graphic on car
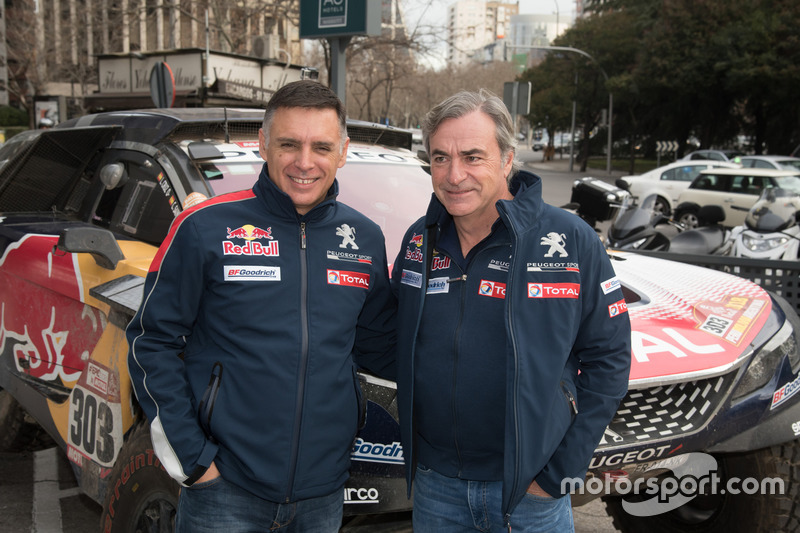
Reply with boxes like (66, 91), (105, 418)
(0, 235), (105, 385)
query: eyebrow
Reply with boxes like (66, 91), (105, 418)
(274, 136), (336, 150)
(430, 148), (486, 158)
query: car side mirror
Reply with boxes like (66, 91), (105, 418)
(614, 178), (630, 192)
(55, 227), (125, 270)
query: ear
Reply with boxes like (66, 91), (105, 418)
(338, 137), (350, 169)
(503, 149), (515, 176)
(258, 128), (268, 160)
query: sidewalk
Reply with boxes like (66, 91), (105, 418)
(518, 148), (628, 179)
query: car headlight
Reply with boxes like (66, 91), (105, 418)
(742, 233), (789, 252)
(733, 320), (799, 399)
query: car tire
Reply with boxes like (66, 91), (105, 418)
(676, 207), (699, 229)
(653, 196), (671, 218)
(100, 422), (179, 533)
(0, 389), (54, 452)
(603, 442), (800, 533)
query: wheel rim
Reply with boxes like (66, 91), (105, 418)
(679, 211), (699, 228)
(134, 491), (176, 533)
(654, 198), (669, 217)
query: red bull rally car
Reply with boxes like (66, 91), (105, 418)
(0, 109), (799, 533)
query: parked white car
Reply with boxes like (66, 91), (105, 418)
(737, 155), (800, 171)
(617, 160), (739, 216)
(674, 167), (800, 228)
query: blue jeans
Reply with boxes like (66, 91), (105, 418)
(175, 475), (343, 533)
(413, 465), (574, 533)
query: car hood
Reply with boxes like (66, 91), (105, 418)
(612, 252), (773, 387)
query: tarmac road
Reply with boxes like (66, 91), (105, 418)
(0, 150), (624, 533)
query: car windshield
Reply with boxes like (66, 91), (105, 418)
(775, 160), (800, 171)
(773, 175), (800, 194)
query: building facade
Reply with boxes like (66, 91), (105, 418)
(447, 0), (518, 67)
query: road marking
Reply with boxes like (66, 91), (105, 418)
(33, 448), (81, 532)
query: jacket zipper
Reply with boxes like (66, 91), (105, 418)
(449, 265), (467, 475)
(501, 210), (520, 531)
(286, 221), (309, 501)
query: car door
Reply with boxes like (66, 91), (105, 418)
(721, 175), (761, 227)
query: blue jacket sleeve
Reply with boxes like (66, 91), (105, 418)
(535, 237), (632, 497)
(352, 238), (398, 381)
(126, 214), (218, 486)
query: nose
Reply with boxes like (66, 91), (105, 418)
(295, 146), (315, 171)
(445, 158), (468, 186)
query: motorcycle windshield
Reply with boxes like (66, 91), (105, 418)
(744, 188), (800, 232)
(609, 194), (658, 240)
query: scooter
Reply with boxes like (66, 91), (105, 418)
(607, 179), (731, 254)
(605, 193), (678, 250)
(726, 187), (800, 260)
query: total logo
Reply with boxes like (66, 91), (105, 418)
(527, 282), (580, 299)
(479, 280), (506, 299)
(327, 269), (370, 289)
(608, 299), (628, 317)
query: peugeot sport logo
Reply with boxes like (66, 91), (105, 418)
(540, 231), (568, 257)
(336, 224), (359, 250)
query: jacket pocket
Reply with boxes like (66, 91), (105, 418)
(560, 380), (578, 421)
(198, 362), (223, 443)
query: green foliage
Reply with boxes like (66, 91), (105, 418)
(520, 0), (800, 158)
(0, 106), (29, 127)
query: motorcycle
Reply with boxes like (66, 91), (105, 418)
(605, 193), (679, 250)
(605, 186), (734, 255)
(727, 187), (800, 260)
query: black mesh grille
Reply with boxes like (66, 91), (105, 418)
(599, 373), (736, 448)
(0, 128), (110, 213)
(168, 122), (261, 142)
(347, 125), (412, 151)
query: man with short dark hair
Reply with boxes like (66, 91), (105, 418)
(392, 90), (631, 532)
(128, 80), (396, 532)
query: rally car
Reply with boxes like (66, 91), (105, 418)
(1, 109), (799, 533)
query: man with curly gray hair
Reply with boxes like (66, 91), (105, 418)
(392, 89), (631, 532)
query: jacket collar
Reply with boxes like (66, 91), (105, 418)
(423, 170), (545, 233)
(253, 163), (339, 222)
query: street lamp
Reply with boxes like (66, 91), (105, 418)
(507, 44), (613, 175)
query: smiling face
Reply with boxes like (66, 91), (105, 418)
(259, 106), (349, 215)
(429, 110), (514, 227)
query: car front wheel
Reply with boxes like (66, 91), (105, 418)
(676, 208), (699, 229)
(653, 196), (671, 218)
(101, 421), (179, 533)
(603, 442), (800, 533)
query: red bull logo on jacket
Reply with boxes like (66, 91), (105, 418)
(223, 225), (279, 256)
(409, 233), (423, 247)
(226, 225), (273, 240)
